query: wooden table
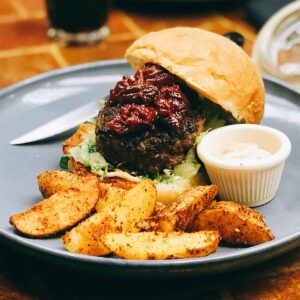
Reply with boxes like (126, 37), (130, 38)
(1, 1), (299, 299)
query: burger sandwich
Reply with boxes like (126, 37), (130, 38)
(63, 27), (265, 204)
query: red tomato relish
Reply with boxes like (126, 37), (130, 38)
(106, 63), (190, 135)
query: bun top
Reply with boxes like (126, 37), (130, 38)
(125, 27), (264, 124)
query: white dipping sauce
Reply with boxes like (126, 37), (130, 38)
(217, 142), (271, 163)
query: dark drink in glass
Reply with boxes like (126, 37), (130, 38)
(45, 0), (110, 46)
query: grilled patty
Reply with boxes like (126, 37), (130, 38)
(96, 105), (204, 174)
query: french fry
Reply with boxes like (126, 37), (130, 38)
(102, 231), (220, 260)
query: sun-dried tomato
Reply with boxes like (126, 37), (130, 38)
(154, 85), (189, 129)
(106, 104), (157, 135)
(105, 63), (190, 135)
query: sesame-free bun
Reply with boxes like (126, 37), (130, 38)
(125, 27), (265, 124)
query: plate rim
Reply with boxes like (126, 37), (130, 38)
(1, 59), (300, 272)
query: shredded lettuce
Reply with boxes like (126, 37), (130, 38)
(204, 107), (226, 131)
(174, 148), (200, 179)
(86, 118), (97, 125)
(153, 169), (179, 183)
(195, 111), (226, 146)
(68, 131), (112, 179)
(60, 155), (70, 170)
(204, 113), (226, 131)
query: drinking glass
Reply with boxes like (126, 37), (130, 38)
(45, 0), (110, 46)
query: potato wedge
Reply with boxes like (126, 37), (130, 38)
(138, 185), (217, 232)
(10, 189), (99, 237)
(116, 179), (156, 232)
(68, 158), (90, 176)
(95, 186), (127, 213)
(153, 202), (166, 216)
(97, 180), (157, 230)
(63, 123), (95, 154)
(62, 180), (157, 255)
(37, 170), (103, 198)
(136, 202), (166, 231)
(189, 201), (275, 245)
(103, 177), (138, 190)
(63, 212), (120, 256)
(102, 231), (220, 260)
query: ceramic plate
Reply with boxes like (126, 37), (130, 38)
(1, 60), (299, 277)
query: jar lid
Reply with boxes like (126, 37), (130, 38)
(252, 1), (300, 88)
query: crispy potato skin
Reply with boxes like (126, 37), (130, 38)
(137, 185), (217, 232)
(10, 189), (99, 237)
(102, 177), (138, 190)
(67, 158), (91, 177)
(189, 201), (275, 245)
(153, 202), (166, 215)
(102, 231), (220, 260)
(63, 123), (95, 155)
(62, 180), (157, 255)
(37, 170), (106, 198)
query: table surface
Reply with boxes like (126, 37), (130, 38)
(1, 1), (300, 299)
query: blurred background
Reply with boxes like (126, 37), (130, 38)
(0, 0), (298, 89)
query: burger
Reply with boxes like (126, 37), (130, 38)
(65, 27), (264, 204)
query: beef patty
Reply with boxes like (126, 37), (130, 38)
(95, 63), (205, 174)
(96, 107), (204, 174)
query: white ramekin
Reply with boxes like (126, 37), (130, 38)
(197, 124), (291, 207)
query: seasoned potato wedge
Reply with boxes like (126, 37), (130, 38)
(117, 179), (156, 232)
(63, 123), (95, 154)
(37, 170), (103, 198)
(10, 189), (99, 237)
(189, 201), (275, 245)
(63, 180), (157, 255)
(63, 212), (120, 256)
(102, 231), (220, 260)
(95, 186), (126, 213)
(68, 158), (90, 176)
(97, 180), (157, 230)
(103, 177), (138, 190)
(153, 202), (166, 216)
(138, 185), (217, 232)
(136, 202), (166, 231)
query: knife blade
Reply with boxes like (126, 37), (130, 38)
(10, 100), (102, 145)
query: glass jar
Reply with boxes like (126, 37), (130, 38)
(252, 1), (300, 88)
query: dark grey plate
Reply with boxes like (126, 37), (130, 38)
(1, 59), (299, 278)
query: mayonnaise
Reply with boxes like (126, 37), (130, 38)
(217, 142), (271, 163)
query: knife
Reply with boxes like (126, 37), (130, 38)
(10, 100), (103, 145)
